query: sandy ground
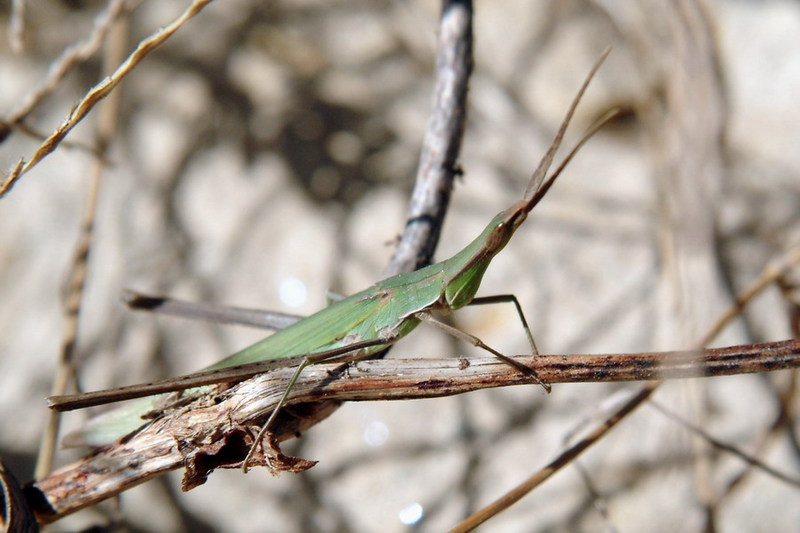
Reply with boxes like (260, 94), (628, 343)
(1, 1), (799, 531)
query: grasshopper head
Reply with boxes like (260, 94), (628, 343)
(443, 200), (529, 309)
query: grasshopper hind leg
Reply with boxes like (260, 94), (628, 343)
(241, 334), (403, 472)
(415, 311), (550, 392)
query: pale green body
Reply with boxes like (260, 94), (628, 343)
(70, 51), (604, 447)
(208, 217), (500, 369)
(76, 218), (507, 446)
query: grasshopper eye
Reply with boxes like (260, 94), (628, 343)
(485, 220), (514, 252)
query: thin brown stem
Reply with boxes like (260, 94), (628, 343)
(385, 0), (473, 276)
(6, 0), (128, 126)
(448, 383), (659, 533)
(34, 11), (129, 480)
(0, 0), (213, 197)
(648, 400), (800, 489)
(28, 338), (800, 523)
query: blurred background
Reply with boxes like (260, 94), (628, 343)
(1, 0), (799, 531)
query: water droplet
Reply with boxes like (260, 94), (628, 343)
(398, 502), (424, 525)
(363, 420), (389, 447)
(278, 277), (308, 308)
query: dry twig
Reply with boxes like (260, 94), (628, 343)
(0, 0), (213, 197)
(29, 338), (800, 523)
(34, 8), (130, 481)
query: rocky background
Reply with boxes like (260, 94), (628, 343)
(1, 1), (799, 531)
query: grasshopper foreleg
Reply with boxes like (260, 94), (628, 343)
(468, 294), (539, 356)
(242, 333), (402, 471)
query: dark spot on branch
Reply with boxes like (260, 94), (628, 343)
(417, 379), (449, 390)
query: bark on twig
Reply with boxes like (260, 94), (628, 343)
(385, 0), (472, 276)
(27, 339), (800, 523)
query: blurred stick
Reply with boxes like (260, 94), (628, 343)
(9, 0), (26, 54)
(6, 0), (127, 129)
(34, 9), (129, 481)
(648, 400), (800, 489)
(384, 0), (472, 276)
(121, 290), (304, 331)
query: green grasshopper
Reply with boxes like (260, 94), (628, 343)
(50, 52), (610, 457)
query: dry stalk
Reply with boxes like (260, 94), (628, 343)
(0, 0), (214, 197)
(29, 338), (800, 523)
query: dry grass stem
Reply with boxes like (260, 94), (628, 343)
(34, 9), (130, 481)
(32, 338), (800, 523)
(0, 0), (213, 197)
(6, 0), (127, 127)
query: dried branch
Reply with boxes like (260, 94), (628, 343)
(6, 0), (128, 127)
(384, 0), (472, 276)
(0, 0), (213, 198)
(8, 0), (26, 54)
(27, 339), (800, 523)
(34, 10), (130, 481)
